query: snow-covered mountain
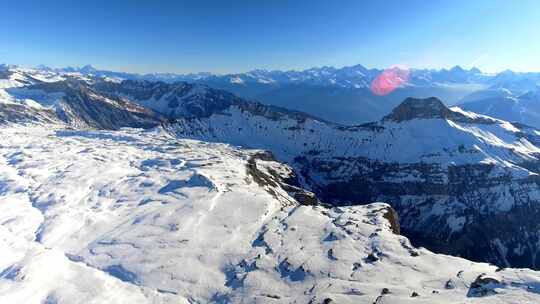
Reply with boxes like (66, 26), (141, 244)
(4, 70), (540, 302)
(92, 80), (248, 119)
(3, 124), (540, 303)
(165, 95), (540, 269)
(459, 87), (540, 128)
(5, 71), (540, 270)
(7, 63), (540, 125)
(3, 64), (491, 124)
(0, 68), (166, 129)
(34, 63), (492, 89)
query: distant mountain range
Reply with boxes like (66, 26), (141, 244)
(5, 63), (539, 126)
(4, 65), (540, 270)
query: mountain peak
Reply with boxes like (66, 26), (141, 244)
(79, 65), (97, 73)
(450, 65), (465, 72)
(470, 66), (482, 74)
(384, 97), (454, 122)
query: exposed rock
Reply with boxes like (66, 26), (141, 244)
(445, 279), (456, 289)
(381, 205), (400, 235)
(471, 274), (501, 289)
(0, 103), (60, 125)
(384, 96), (494, 124)
(293, 191), (319, 206)
(245, 151), (323, 207)
(385, 97), (455, 121)
(365, 252), (379, 263)
(468, 274), (502, 297)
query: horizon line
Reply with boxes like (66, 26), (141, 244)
(3, 62), (538, 76)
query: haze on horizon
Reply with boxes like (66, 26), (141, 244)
(1, 0), (539, 74)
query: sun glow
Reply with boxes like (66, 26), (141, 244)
(370, 66), (410, 96)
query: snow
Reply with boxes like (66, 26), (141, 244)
(0, 67), (70, 108)
(2, 124), (540, 303)
(3, 65), (540, 302)
(230, 77), (244, 84)
(169, 105), (540, 172)
(3, 88), (66, 108)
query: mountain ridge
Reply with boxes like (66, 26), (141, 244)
(5, 63), (540, 126)
(5, 74), (540, 301)
(4, 72), (540, 270)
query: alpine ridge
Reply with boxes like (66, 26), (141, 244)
(165, 94), (540, 269)
(3, 67), (540, 303)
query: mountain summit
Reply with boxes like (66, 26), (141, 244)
(385, 97), (455, 121)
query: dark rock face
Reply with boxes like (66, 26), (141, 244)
(385, 97), (457, 121)
(20, 80), (167, 130)
(468, 274), (502, 297)
(384, 97), (494, 124)
(246, 151), (322, 207)
(471, 274), (501, 289)
(381, 206), (400, 235)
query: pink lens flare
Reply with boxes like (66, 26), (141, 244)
(370, 66), (410, 96)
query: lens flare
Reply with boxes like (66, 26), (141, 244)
(370, 66), (410, 96)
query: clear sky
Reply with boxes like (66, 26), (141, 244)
(1, 0), (539, 74)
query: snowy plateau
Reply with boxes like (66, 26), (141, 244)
(2, 66), (540, 303)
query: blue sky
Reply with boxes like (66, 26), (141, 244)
(1, 0), (539, 74)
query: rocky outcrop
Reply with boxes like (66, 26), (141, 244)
(381, 205), (400, 235)
(246, 151), (323, 207)
(385, 97), (458, 121)
(468, 274), (502, 297)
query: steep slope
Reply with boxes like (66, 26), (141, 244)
(166, 96), (540, 269)
(92, 80), (245, 119)
(0, 103), (60, 125)
(1, 79), (166, 129)
(2, 124), (540, 303)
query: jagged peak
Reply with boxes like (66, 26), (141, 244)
(470, 66), (482, 74)
(79, 65), (97, 73)
(450, 65), (466, 72)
